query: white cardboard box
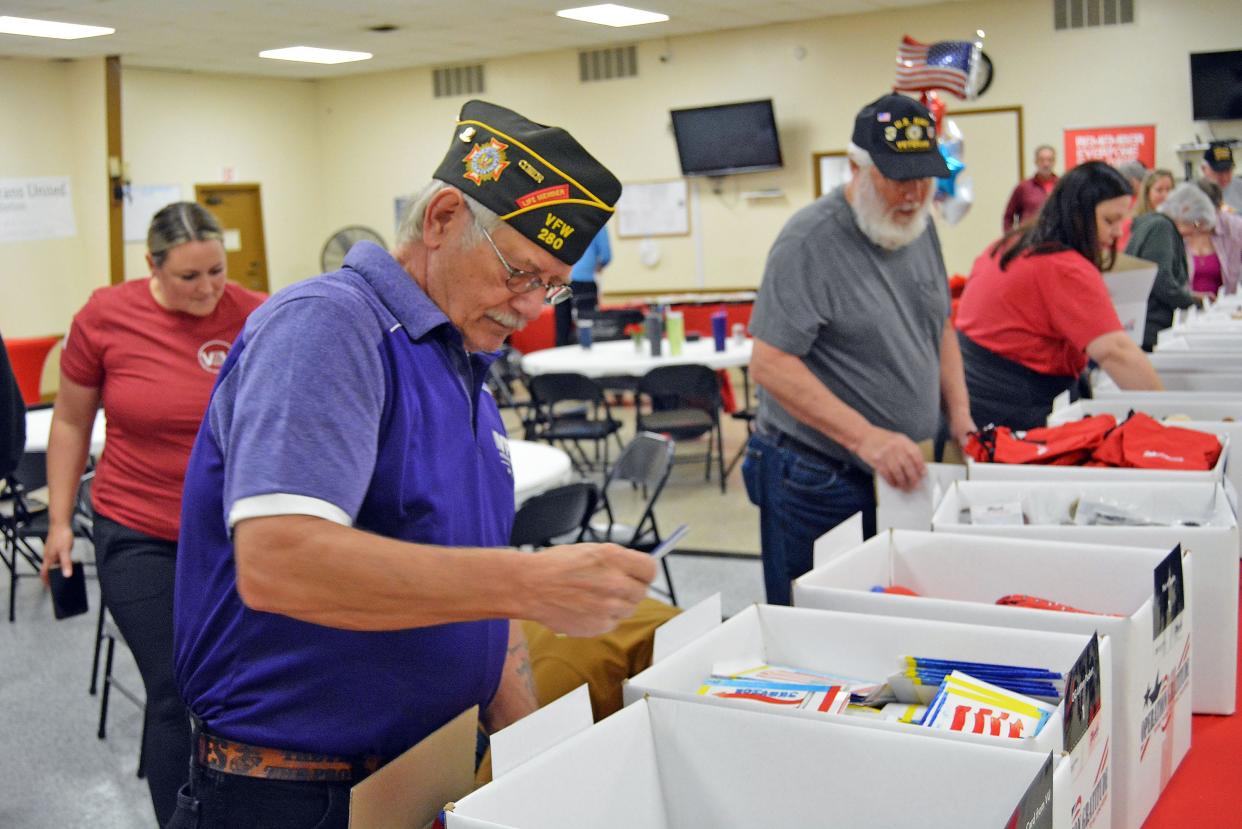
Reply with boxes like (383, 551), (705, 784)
(624, 603), (1111, 829)
(1155, 332), (1242, 350)
(446, 692), (1061, 829)
(794, 526), (1191, 829)
(931, 480), (1236, 714)
(1095, 371), (1242, 394)
(965, 435), (1228, 484)
(1103, 254), (1159, 346)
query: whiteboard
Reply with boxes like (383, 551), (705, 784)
(615, 179), (689, 238)
(123, 184), (182, 242)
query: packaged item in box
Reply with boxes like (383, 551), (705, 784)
(923, 671), (1054, 740)
(696, 678), (850, 714)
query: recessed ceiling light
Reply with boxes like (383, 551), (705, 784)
(258, 46), (372, 65)
(556, 4), (669, 27)
(0, 15), (114, 39)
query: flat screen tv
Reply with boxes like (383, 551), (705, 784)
(1190, 50), (1242, 121)
(670, 99), (783, 177)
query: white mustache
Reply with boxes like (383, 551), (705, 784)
(486, 310), (526, 330)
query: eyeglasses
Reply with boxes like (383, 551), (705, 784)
(477, 223), (573, 306)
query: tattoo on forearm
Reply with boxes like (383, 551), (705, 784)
(509, 639), (538, 699)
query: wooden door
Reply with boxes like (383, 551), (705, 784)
(932, 106), (1024, 279)
(195, 183), (270, 293)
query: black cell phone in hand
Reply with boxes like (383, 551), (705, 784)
(49, 565), (88, 620)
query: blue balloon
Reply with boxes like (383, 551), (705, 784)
(937, 145), (965, 198)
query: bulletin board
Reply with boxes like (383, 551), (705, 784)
(615, 179), (690, 238)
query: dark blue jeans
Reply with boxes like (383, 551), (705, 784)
(742, 430), (876, 606)
(166, 761), (351, 829)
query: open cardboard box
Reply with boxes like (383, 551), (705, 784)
(1102, 254), (1158, 346)
(931, 480), (1237, 715)
(793, 521), (1190, 829)
(446, 690), (1060, 829)
(624, 602), (1111, 829)
(1046, 397), (1241, 514)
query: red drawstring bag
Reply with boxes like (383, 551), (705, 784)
(964, 414), (1117, 465)
(1091, 411), (1222, 470)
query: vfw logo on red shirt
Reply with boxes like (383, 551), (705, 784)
(197, 340), (232, 374)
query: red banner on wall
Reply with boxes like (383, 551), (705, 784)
(1063, 125), (1156, 169)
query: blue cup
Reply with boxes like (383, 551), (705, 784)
(575, 318), (594, 350)
(711, 311), (728, 352)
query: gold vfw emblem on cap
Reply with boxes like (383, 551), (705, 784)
(463, 138), (510, 185)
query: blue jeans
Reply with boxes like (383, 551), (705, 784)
(166, 761), (351, 829)
(742, 430), (876, 606)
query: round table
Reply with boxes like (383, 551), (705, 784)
(510, 439), (573, 505)
(23, 407), (106, 455)
(521, 337), (753, 378)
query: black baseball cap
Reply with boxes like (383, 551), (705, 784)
(432, 100), (622, 265)
(851, 93), (950, 181)
(1204, 142), (1235, 172)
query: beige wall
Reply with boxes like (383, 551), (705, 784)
(120, 68), (322, 290)
(4, 0), (1241, 347)
(0, 57), (107, 340)
(314, 0), (1242, 293)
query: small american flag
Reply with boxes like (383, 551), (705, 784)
(894, 36), (976, 99)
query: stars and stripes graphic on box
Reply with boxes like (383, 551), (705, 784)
(894, 36), (977, 98)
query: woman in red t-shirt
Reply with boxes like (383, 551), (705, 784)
(40, 202), (265, 825)
(955, 162), (1162, 430)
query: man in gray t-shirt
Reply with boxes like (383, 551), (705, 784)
(741, 93), (974, 605)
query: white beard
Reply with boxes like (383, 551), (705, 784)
(851, 169), (936, 251)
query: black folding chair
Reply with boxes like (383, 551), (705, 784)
(636, 364), (727, 493)
(1, 450), (48, 622)
(588, 432), (679, 604)
(528, 373), (623, 475)
(509, 481), (598, 549)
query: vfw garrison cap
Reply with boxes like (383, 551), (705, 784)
(851, 93), (950, 181)
(1204, 141), (1235, 172)
(433, 100), (622, 265)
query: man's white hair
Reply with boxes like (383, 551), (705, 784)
(846, 141), (873, 169)
(396, 180), (502, 246)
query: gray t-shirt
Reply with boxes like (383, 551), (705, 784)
(751, 186), (949, 470)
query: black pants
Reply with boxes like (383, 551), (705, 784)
(553, 279), (598, 346)
(95, 514), (192, 828)
(166, 761), (351, 829)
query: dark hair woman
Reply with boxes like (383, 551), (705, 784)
(41, 202), (266, 825)
(954, 162), (1162, 430)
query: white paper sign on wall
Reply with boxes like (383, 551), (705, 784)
(0, 176), (77, 243)
(123, 184), (183, 243)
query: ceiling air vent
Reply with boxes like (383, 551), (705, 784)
(1054, 0), (1134, 30)
(578, 45), (638, 82)
(432, 64), (485, 98)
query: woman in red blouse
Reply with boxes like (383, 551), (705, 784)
(956, 162), (1162, 430)
(41, 203), (265, 825)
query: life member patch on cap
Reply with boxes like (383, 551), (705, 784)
(1212, 145), (1233, 164)
(884, 115), (936, 154)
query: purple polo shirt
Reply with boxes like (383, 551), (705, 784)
(173, 241), (513, 759)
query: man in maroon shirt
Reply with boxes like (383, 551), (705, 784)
(1003, 144), (1058, 230)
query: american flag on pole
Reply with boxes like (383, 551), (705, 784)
(894, 36), (978, 99)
